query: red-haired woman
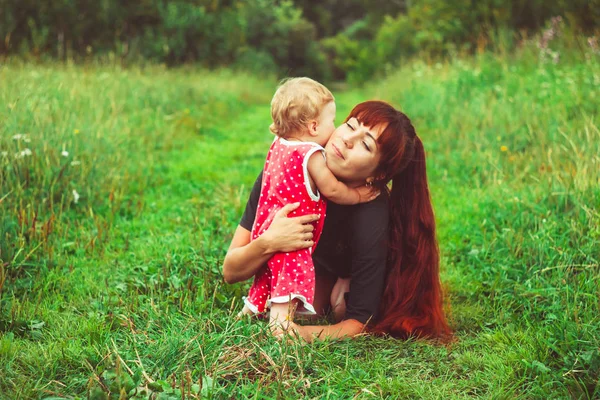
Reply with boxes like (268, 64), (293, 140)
(223, 101), (452, 343)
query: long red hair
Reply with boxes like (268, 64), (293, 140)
(346, 101), (452, 342)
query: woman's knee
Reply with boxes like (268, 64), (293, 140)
(330, 278), (350, 322)
(313, 274), (336, 315)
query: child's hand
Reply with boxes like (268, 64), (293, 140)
(356, 185), (380, 203)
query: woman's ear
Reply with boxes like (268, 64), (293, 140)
(366, 173), (386, 185)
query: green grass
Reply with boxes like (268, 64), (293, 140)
(1, 45), (599, 399)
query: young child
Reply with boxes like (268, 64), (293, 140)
(240, 77), (377, 332)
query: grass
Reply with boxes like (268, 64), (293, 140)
(1, 43), (599, 398)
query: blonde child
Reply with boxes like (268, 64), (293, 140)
(240, 78), (377, 333)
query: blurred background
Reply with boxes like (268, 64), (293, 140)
(1, 0), (598, 82)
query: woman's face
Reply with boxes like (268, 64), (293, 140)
(324, 117), (385, 186)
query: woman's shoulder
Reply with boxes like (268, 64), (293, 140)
(326, 191), (389, 233)
(351, 190), (390, 221)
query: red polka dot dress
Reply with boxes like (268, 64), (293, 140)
(244, 137), (327, 315)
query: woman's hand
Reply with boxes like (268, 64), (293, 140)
(259, 202), (320, 253)
(281, 320), (366, 343)
(288, 322), (314, 342)
(222, 203), (319, 284)
(271, 321), (313, 343)
(356, 185), (380, 203)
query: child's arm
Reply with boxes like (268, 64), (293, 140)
(307, 152), (378, 205)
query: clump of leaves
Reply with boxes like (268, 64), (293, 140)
(0, 318), (44, 339)
(89, 363), (216, 399)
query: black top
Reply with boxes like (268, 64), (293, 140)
(239, 172), (389, 324)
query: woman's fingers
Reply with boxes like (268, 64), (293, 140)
(296, 239), (314, 249)
(274, 202), (301, 218)
(261, 204), (319, 252)
(296, 239), (315, 249)
(297, 214), (320, 224)
(302, 223), (315, 233)
(273, 204), (318, 226)
(368, 190), (380, 201)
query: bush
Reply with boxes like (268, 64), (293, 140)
(375, 14), (417, 70)
(321, 18), (380, 83)
(0, 0), (598, 82)
(233, 47), (278, 75)
(240, 0), (327, 78)
(0, 0), (327, 77)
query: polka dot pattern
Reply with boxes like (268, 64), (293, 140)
(245, 138), (327, 314)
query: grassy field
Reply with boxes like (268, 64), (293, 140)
(1, 47), (599, 398)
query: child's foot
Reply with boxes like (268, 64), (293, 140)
(268, 315), (292, 335)
(268, 300), (298, 336)
(236, 304), (254, 319)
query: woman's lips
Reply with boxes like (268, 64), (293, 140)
(332, 143), (344, 160)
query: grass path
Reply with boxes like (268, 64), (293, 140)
(1, 94), (500, 399)
(1, 59), (599, 398)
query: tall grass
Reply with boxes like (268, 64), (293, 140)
(0, 41), (598, 398)
(0, 63), (271, 294)
(361, 45), (600, 397)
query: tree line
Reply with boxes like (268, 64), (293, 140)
(1, 0), (598, 81)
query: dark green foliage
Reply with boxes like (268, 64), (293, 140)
(317, 0), (600, 82)
(1, 0), (599, 81)
(0, 0), (326, 77)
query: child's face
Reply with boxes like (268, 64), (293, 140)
(314, 101), (337, 146)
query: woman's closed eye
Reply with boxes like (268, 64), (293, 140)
(346, 122), (371, 151)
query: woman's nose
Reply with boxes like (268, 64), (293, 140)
(342, 134), (354, 149)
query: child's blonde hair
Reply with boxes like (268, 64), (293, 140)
(270, 77), (334, 138)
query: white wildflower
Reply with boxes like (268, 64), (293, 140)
(12, 134), (31, 142)
(72, 190), (80, 204)
(16, 148), (32, 158)
(70, 160), (81, 166)
(61, 150), (69, 157)
(468, 248), (480, 256)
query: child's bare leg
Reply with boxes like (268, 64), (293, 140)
(296, 274), (336, 323)
(330, 277), (350, 322)
(269, 300), (299, 335)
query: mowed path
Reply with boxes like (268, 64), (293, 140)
(5, 96), (477, 398)
(2, 63), (598, 398)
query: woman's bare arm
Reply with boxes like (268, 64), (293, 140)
(222, 202), (320, 284)
(290, 319), (366, 342)
(222, 226), (272, 284)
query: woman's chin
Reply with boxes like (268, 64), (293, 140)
(325, 158), (346, 179)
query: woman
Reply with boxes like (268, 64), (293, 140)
(223, 101), (452, 343)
